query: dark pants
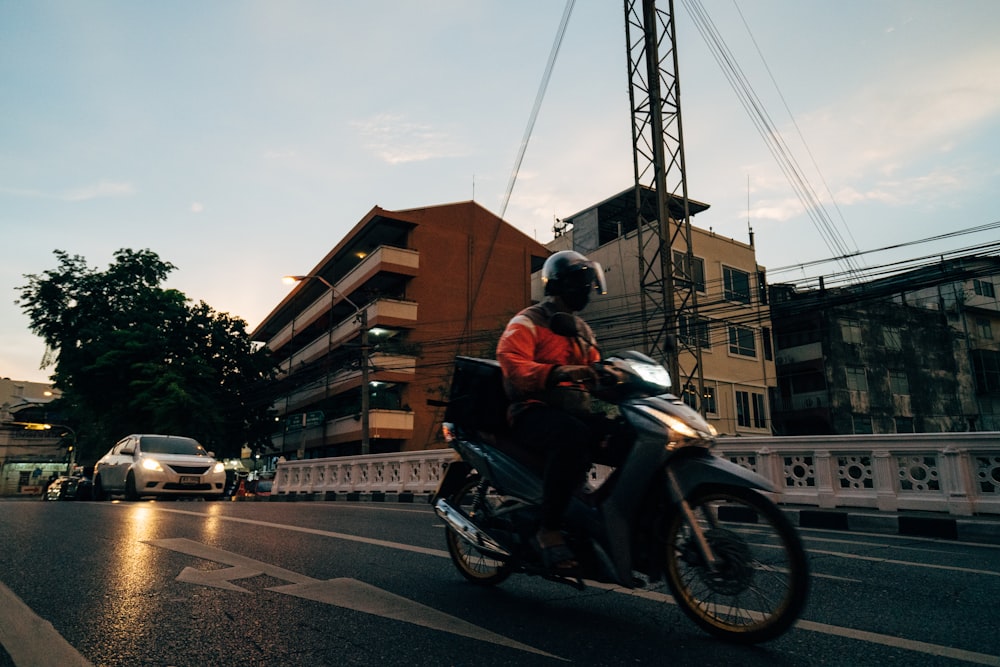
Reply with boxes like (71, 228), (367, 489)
(511, 406), (612, 531)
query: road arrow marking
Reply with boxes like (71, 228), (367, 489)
(145, 537), (564, 661)
(176, 565), (264, 592)
(271, 578), (564, 660)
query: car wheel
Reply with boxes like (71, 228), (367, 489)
(125, 472), (139, 501)
(92, 476), (107, 501)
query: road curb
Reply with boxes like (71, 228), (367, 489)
(783, 507), (1000, 545)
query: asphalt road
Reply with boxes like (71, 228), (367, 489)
(0, 498), (998, 667)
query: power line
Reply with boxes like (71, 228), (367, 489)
(499, 0), (575, 219)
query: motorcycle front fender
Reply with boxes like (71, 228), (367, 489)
(667, 451), (777, 498)
(430, 458), (473, 505)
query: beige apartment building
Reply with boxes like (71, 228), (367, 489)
(547, 187), (776, 436)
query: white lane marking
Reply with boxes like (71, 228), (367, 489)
(808, 548), (1000, 577)
(146, 537), (563, 661)
(148, 507), (448, 558)
(129, 504), (997, 664)
(0, 581), (93, 667)
(794, 620), (1000, 667)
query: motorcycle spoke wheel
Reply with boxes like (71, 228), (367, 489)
(664, 486), (809, 644)
(445, 478), (513, 586)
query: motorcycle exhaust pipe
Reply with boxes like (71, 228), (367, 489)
(434, 498), (511, 558)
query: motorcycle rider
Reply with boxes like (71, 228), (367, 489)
(496, 249), (609, 572)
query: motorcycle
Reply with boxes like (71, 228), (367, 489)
(431, 321), (809, 644)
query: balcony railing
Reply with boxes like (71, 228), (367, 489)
(267, 245), (419, 353)
(269, 409), (414, 451)
(276, 299), (418, 377)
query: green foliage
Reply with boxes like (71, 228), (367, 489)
(16, 249), (276, 461)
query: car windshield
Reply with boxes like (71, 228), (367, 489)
(139, 436), (207, 456)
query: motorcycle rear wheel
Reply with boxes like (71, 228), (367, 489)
(663, 485), (809, 644)
(445, 477), (513, 586)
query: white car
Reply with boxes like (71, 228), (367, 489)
(93, 434), (227, 500)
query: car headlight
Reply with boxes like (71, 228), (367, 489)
(141, 458), (163, 472)
(212, 462), (224, 474)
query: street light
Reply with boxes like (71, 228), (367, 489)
(283, 274), (371, 455)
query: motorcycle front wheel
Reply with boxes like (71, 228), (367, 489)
(445, 477), (513, 586)
(663, 485), (809, 644)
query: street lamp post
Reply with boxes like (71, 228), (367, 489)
(284, 275), (371, 455)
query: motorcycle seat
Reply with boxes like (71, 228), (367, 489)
(477, 430), (546, 476)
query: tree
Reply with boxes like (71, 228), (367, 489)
(16, 249), (276, 462)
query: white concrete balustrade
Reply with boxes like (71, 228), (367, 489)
(272, 432), (1000, 516)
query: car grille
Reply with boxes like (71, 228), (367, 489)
(162, 483), (214, 491)
(168, 464), (212, 474)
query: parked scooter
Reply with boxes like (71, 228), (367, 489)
(431, 325), (809, 644)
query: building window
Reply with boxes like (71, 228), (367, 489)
(974, 279), (996, 298)
(883, 326), (902, 351)
(752, 392), (767, 429)
(723, 266), (751, 304)
(736, 391), (751, 427)
(762, 326), (774, 361)
(840, 318), (863, 344)
(673, 251), (706, 292)
(728, 325), (757, 357)
(971, 349), (1000, 393)
(846, 366), (868, 391)
(736, 390), (765, 429)
(976, 317), (993, 340)
(888, 370), (909, 396)
(894, 417), (914, 433)
(853, 415), (874, 434)
(682, 383), (698, 410)
(703, 386), (717, 415)
(682, 383), (717, 415)
(680, 314), (711, 349)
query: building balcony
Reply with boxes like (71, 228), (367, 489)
(276, 300), (418, 377)
(775, 342), (824, 367)
(276, 353), (417, 415)
(269, 409), (414, 450)
(267, 246), (420, 353)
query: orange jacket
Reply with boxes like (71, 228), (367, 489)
(496, 302), (600, 418)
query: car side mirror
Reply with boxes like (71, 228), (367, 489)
(121, 446), (135, 456)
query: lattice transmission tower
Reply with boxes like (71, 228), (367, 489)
(624, 0), (705, 412)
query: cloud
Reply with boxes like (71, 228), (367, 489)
(191, 202), (204, 213)
(0, 181), (136, 201)
(352, 113), (468, 164)
(60, 181), (136, 201)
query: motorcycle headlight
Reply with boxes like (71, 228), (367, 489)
(636, 405), (717, 443)
(630, 361), (672, 391)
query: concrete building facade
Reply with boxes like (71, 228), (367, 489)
(0, 378), (66, 495)
(770, 256), (1000, 434)
(251, 201), (549, 458)
(547, 188), (776, 436)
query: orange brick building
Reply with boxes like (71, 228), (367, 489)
(251, 201), (549, 458)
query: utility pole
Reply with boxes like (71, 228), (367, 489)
(624, 0), (706, 413)
(285, 275), (371, 455)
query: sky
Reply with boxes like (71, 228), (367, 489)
(2, 0), (999, 384)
